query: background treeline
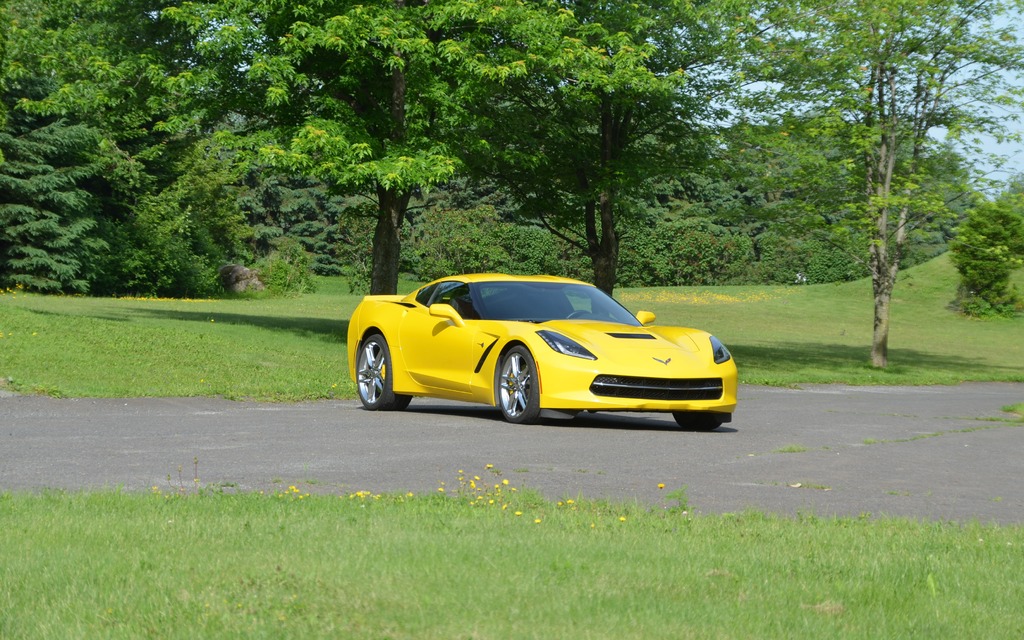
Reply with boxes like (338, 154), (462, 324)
(0, 0), (1022, 327)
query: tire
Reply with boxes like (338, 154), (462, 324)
(356, 334), (411, 411)
(497, 346), (541, 424)
(673, 412), (724, 431)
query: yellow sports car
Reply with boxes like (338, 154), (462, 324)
(347, 274), (737, 429)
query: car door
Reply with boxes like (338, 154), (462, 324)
(398, 281), (480, 394)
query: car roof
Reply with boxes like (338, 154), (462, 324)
(430, 273), (592, 286)
(401, 273), (594, 304)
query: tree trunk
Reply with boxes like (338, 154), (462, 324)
(869, 249), (896, 368)
(370, 186), (410, 295)
(591, 190), (619, 294)
(587, 97), (620, 295)
(369, 8), (409, 296)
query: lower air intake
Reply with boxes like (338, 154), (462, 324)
(590, 376), (723, 401)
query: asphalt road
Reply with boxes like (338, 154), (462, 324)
(1, 383), (1022, 523)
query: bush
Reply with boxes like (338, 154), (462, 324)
(259, 237), (317, 295)
(950, 200), (1024, 317)
(412, 207), (511, 281)
(618, 218), (755, 287)
(753, 232), (868, 285)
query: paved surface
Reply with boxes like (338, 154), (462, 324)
(1, 383), (1022, 523)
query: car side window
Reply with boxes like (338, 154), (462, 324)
(415, 284), (438, 307)
(431, 282), (479, 320)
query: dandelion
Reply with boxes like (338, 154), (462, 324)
(514, 511), (523, 517)
(658, 483), (666, 490)
(534, 519), (542, 524)
(437, 487), (445, 493)
(502, 479), (509, 486)
(619, 516), (627, 523)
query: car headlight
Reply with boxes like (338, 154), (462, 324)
(710, 336), (732, 364)
(537, 330), (596, 360)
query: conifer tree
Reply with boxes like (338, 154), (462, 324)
(0, 77), (102, 292)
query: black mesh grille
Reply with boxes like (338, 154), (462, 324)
(590, 376), (723, 401)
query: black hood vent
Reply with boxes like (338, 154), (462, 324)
(606, 332), (655, 340)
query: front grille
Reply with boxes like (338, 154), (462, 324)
(590, 376), (723, 401)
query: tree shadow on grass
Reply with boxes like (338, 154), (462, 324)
(138, 308), (349, 344)
(30, 305), (350, 344)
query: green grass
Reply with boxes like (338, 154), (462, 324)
(2, 262), (1023, 637)
(1, 255), (1021, 399)
(2, 488), (1023, 639)
(619, 255), (1024, 386)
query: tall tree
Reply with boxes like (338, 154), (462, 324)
(760, 0), (1024, 367)
(165, 0), (459, 294)
(443, 0), (752, 293)
(5, 0), (245, 296)
(0, 76), (101, 292)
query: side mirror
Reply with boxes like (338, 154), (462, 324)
(635, 311), (656, 326)
(429, 303), (466, 328)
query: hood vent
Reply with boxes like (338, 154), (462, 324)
(606, 332), (655, 340)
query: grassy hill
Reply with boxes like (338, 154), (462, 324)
(622, 254), (1023, 386)
(1, 254), (1021, 399)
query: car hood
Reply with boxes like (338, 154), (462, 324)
(541, 320), (707, 357)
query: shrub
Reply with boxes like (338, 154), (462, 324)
(259, 237), (317, 295)
(950, 200), (1024, 317)
(618, 218), (755, 287)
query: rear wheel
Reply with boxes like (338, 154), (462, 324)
(497, 346), (541, 424)
(356, 334), (411, 411)
(673, 412), (725, 431)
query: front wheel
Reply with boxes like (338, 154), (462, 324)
(673, 412), (725, 431)
(356, 334), (411, 411)
(497, 346), (541, 424)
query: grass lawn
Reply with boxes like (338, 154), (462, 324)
(1, 254), (1021, 399)
(2, 487), (1023, 639)
(2, 256), (1022, 638)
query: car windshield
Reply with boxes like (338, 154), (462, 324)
(469, 281), (641, 326)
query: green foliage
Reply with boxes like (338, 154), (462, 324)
(0, 77), (103, 293)
(618, 218), (756, 287)
(754, 233), (869, 285)
(94, 142), (250, 298)
(950, 199), (1024, 317)
(752, 0), (1024, 366)
(409, 205), (600, 282)
(413, 207), (510, 281)
(448, 0), (754, 291)
(164, 0), (462, 294)
(258, 236), (317, 296)
(238, 170), (351, 276)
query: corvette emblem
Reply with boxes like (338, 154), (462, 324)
(653, 357), (672, 365)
